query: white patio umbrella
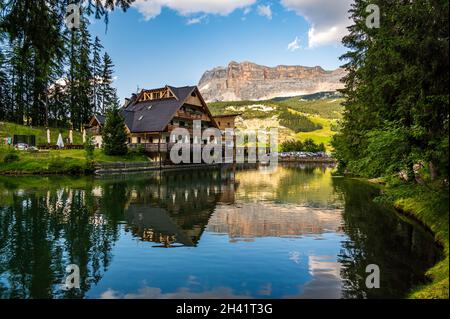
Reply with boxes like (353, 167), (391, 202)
(56, 133), (64, 149)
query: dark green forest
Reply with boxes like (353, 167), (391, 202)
(333, 0), (448, 183)
(0, 1), (134, 130)
(332, 0), (448, 298)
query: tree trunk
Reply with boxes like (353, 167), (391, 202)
(429, 160), (438, 181)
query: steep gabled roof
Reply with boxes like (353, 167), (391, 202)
(89, 114), (106, 126)
(120, 85), (217, 133)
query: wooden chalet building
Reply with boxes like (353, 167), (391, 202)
(86, 85), (239, 163)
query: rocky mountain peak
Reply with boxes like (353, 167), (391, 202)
(198, 61), (346, 102)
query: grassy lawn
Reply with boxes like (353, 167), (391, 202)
(381, 180), (449, 299)
(0, 121), (84, 145)
(0, 122), (149, 174)
(0, 148), (149, 175)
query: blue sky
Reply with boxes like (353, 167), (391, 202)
(89, 0), (352, 100)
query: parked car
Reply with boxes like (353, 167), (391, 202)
(14, 143), (28, 151)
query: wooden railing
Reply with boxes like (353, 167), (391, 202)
(166, 125), (193, 134)
(128, 142), (176, 152)
(175, 110), (209, 121)
(87, 127), (101, 135)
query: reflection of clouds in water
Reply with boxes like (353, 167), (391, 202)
(99, 286), (251, 299)
(289, 251), (301, 264)
(284, 255), (342, 299)
(258, 283), (272, 296)
(186, 275), (200, 286)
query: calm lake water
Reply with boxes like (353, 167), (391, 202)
(0, 164), (440, 299)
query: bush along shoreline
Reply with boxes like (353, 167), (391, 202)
(372, 178), (449, 299)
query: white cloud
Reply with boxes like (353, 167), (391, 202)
(281, 0), (353, 47)
(186, 15), (207, 25)
(133, 0), (257, 20)
(287, 36), (300, 51)
(243, 7), (252, 15)
(257, 4), (272, 20)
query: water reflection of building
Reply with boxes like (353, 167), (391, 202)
(123, 169), (238, 247)
(207, 203), (344, 239)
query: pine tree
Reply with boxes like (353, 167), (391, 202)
(48, 81), (68, 128)
(102, 91), (128, 156)
(92, 36), (104, 114)
(332, 0), (449, 181)
(76, 18), (93, 129)
(99, 52), (115, 114)
(66, 16), (94, 130)
(0, 0), (134, 125)
(0, 48), (9, 120)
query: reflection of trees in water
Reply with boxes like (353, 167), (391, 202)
(0, 169), (236, 298)
(0, 184), (122, 298)
(333, 179), (439, 299)
(275, 165), (342, 208)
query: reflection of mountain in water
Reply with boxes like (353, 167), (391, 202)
(207, 203), (343, 239)
(0, 165), (441, 299)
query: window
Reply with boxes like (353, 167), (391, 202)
(137, 137), (141, 144)
(191, 92), (196, 97)
(138, 115), (144, 121)
(147, 105), (152, 110)
(153, 92), (160, 99)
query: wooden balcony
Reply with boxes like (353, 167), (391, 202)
(175, 110), (210, 121)
(128, 142), (176, 152)
(87, 127), (101, 135)
(166, 124), (193, 134)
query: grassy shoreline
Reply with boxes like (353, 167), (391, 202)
(371, 179), (449, 299)
(1, 147), (448, 298)
(0, 148), (149, 175)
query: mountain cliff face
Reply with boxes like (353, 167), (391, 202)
(198, 61), (346, 102)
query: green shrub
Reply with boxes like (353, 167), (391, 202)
(281, 138), (326, 153)
(47, 158), (66, 173)
(3, 152), (19, 163)
(67, 163), (84, 175)
(102, 106), (128, 156)
(136, 144), (146, 156)
(85, 160), (96, 173)
(84, 134), (95, 160)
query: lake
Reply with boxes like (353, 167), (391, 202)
(0, 164), (440, 299)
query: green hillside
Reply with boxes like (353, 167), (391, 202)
(208, 93), (344, 150)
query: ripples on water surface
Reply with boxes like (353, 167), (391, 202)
(0, 164), (439, 299)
